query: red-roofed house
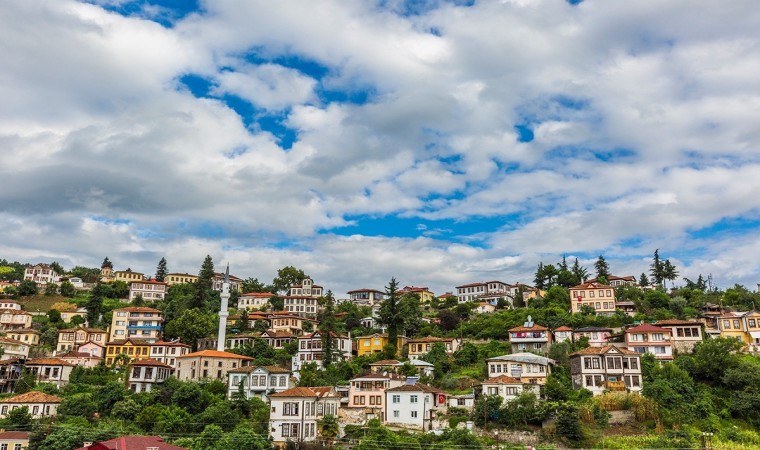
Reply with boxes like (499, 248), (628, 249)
(384, 382), (447, 431)
(655, 319), (704, 353)
(0, 430), (30, 449)
(625, 324), (673, 361)
(149, 340), (191, 369)
(553, 326), (574, 343)
(269, 386), (339, 444)
(509, 316), (552, 355)
(569, 282), (616, 315)
(238, 292), (274, 311)
(75, 435), (187, 450)
(25, 358), (75, 387)
(569, 345), (643, 395)
(0, 391), (62, 418)
(128, 358), (173, 393)
(176, 350), (253, 382)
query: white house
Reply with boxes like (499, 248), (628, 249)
(481, 375), (524, 403)
(127, 358), (173, 393)
(25, 358), (75, 388)
(227, 365), (293, 401)
(569, 345), (643, 395)
(23, 264), (60, 285)
(238, 292), (274, 311)
(0, 337), (30, 360)
(0, 392), (62, 419)
(486, 353), (554, 386)
(128, 280), (168, 302)
(293, 331), (352, 371)
(268, 386), (340, 444)
(148, 340), (191, 369)
(282, 278), (323, 318)
(384, 382), (447, 431)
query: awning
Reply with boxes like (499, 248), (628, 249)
(749, 331), (760, 339)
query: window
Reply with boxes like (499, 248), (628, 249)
(393, 410), (399, 418)
(392, 395), (400, 403)
(734, 320), (741, 329)
(283, 402), (299, 416)
(1, 443), (7, 450)
(750, 319), (757, 328)
(410, 395), (418, 403)
(589, 291), (595, 298)
(411, 411), (418, 418)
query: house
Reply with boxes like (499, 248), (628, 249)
(569, 345), (643, 395)
(448, 393), (475, 411)
(481, 375), (524, 403)
(227, 365), (293, 401)
(66, 277), (85, 288)
(345, 373), (406, 423)
(293, 331), (352, 371)
(113, 269), (144, 284)
(0, 310), (33, 331)
(615, 301), (638, 317)
(474, 302), (497, 314)
(625, 324), (673, 361)
(56, 326), (108, 354)
(128, 280), (168, 302)
(78, 341), (106, 359)
(127, 358), (173, 393)
(23, 264), (60, 285)
(105, 338), (152, 365)
(238, 292), (274, 311)
(508, 316), (552, 355)
(164, 273), (198, 285)
(486, 353), (554, 386)
(0, 337), (30, 360)
(399, 286), (435, 303)
(717, 311), (760, 349)
(109, 306), (163, 342)
(355, 334), (409, 357)
(99, 261), (114, 283)
(407, 337), (461, 360)
(553, 325), (574, 343)
(0, 359), (24, 393)
(368, 359), (402, 373)
(587, 275), (637, 287)
(269, 386), (340, 444)
(573, 327), (613, 347)
(60, 307), (88, 324)
(25, 358), (75, 388)
(259, 330), (297, 350)
(455, 281), (512, 304)
(569, 282), (617, 316)
(212, 272), (242, 293)
(655, 319), (704, 353)
(347, 288), (385, 306)
(384, 382), (447, 431)
(148, 340), (191, 369)
(268, 311), (312, 336)
(176, 350), (253, 382)
(75, 436), (187, 450)
(0, 302), (21, 310)
(0, 430), (30, 450)
(58, 351), (103, 368)
(0, 391), (62, 419)
(283, 278), (323, 318)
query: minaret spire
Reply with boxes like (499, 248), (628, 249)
(216, 263), (231, 352)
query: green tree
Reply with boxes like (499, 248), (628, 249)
(555, 403), (584, 443)
(13, 370), (37, 394)
(378, 277), (403, 358)
(472, 395), (502, 427)
(192, 255), (215, 310)
(164, 308), (216, 351)
(154, 405), (193, 434)
(110, 280), (129, 299)
(1, 405), (32, 429)
(639, 272), (650, 287)
(44, 282), (58, 295)
(197, 400), (242, 431)
(59, 280), (76, 297)
(271, 266), (307, 295)
(241, 277), (268, 293)
(594, 255), (610, 284)
(662, 259), (679, 289)
(155, 257), (168, 282)
(650, 249), (664, 287)
(319, 291), (338, 366)
(111, 398), (141, 420)
(17, 280), (38, 296)
(70, 265), (101, 283)
(318, 414), (340, 439)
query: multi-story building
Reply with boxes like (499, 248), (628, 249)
(573, 327), (613, 347)
(717, 311), (760, 349)
(78, 341), (106, 359)
(212, 272), (242, 293)
(237, 292), (274, 311)
(7, 328), (39, 347)
(655, 319), (704, 353)
(227, 365), (292, 401)
(345, 373), (405, 423)
(268, 311), (310, 336)
(25, 358), (75, 388)
(0, 430), (30, 449)
(481, 375), (524, 403)
(23, 264), (60, 285)
(176, 350), (253, 382)
(455, 281), (512, 304)
(164, 273), (198, 285)
(474, 302), (497, 314)
(0, 337), (30, 360)
(109, 306), (163, 342)
(587, 275), (637, 287)
(569, 282), (617, 315)
(294, 331), (352, 371)
(569, 345), (643, 395)
(347, 289), (385, 306)
(283, 278), (323, 318)
(269, 386), (340, 444)
(0, 392), (61, 419)
(486, 353), (553, 386)
(59, 308), (88, 324)
(399, 286), (435, 303)
(407, 337), (461, 360)
(113, 269), (144, 284)
(625, 324), (673, 361)
(384, 382), (447, 431)
(508, 317), (552, 355)
(553, 326), (574, 343)
(56, 326), (108, 354)
(355, 334), (408, 357)
(127, 358), (173, 393)
(0, 310), (33, 331)
(128, 280), (168, 302)
(259, 330), (297, 350)
(58, 350), (103, 368)
(148, 340), (191, 369)
(0, 301), (21, 310)
(105, 338), (152, 365)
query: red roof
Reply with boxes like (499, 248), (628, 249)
(129, 358), (173, 368)
(113, 306), (162, 313)
(269, 386), (336, 398)
(0, 391), (62, 404)
(75, 435), (187, 450)
(482, 375), (522, 385)
(0, 431), (30, 440)
(571, 281), (611, 289)
(178, 350), (253, 360)
(570, 345), (640, 356)
(554, 325), (573, 332)
(626, 324), (670, 333)
(509, 324), (548, 332)
(240, 292), (274, 297)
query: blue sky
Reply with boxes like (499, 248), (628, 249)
(1, 0), (760, 295)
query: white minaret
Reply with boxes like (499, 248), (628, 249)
(216, 264), (230, 352)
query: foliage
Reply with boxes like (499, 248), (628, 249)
(378, 277), (403, 358)
(318, 291), (338, 367)
(271, 266), (307, 295)
(1, 405), (32, 429)
(163, 308), (216, 351)
(192, 254), (215, 310)
(18, 280), (38, 296)
(594, 255), (610, 284)
(155, 257), (168, 281)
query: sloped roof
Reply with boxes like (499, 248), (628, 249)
(0, 391), (62, 404)
(75, 435), (186, 450)
(574, 326), (612, 332)
(626, 324), (670, 333)
(509, 324), (548, 332)
(482, 375), (522, 385)
(178, 350), (253, 360)
(487, 352), (555, 365)
(129, 358), (173, 368)
(369, 359), (401, 366)
(570, 345), (640, 356)
(654, 319), (702, 326)
(228, 365), (290, 374)
(554, 325), (573, 332)
(269, 386), (336, 398)
(571, 281), (611, 289)
(26, 357), (75, 366)
(386, 383), (442, 394)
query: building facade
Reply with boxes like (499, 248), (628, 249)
(455, 281), (512, 304)
(625, 324), (673, 361)
(508, 317), (552, 355)
(486, 353), (553, 385)
(56, 327), (108, 354)
(109, 307), (163, 342)
(127, 358), (173, 393)
(176, 350), (253, 382)
(407, 337), (461, 360)
(569, 345), (643, 395)
(384, 382), (447, 431)
(128, 280), (168, 302)
(269, 387), (340, 444)
(227, 365), (293, 401)
(569, 282), (617, 315)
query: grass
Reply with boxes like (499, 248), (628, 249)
(17, 294), (77, 313)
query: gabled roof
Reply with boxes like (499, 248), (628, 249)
(571, 281), (612, 289)
(228, 364), (290, 374)
(150, 340), (191, 348)
(386, 383), (442, 394)
(129, 358), (173, 368)
(26, 357), (75, 367)
(487, 353), (554, 365)
(75, 435), (186, 450)
(0, 336), (27, 345)
(369, 359), (401, 366)
(0, 431), (30, 440)
(113, 306), (162, 313)
(554, 325), (573, 332)
(0, 391), (62, 404)
(574, 326), (612, 332)
(626, 324), (670, 333)
(570, 345), (640, 356)
(408, 336), (457, 343)
(107, 338), (152, 346)
(178, 350), (253, 360)
(509, 324), (548, 332)
(240, 292), (274, 297)
(269, 386), (336, 398)
(482, 375), (522, 385)
(654, 319), (703, 326)
(59, 326), (107, 333)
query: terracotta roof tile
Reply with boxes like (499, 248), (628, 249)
(626, 324), (670, 333)
(483, 375), (522, 385)
(554, 325), (573, 331)
(26, 357), (76, 366)
(570, 345), (640, 356)
(177, 350), (253, 360)
(0, 391), (62, 404)
(509, 324), (548, 332)
(129, 358), (173, 368)
(386, 383), (442, 394)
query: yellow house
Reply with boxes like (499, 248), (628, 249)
(165, 273), (199, 285)
(0, 430), (30, 449)
(105, 338), (152, 365)
(718, 311), (760, 346)
(399, 286), (435, 303)
(114, 269), (145, 283)
(7, 328), (40, 346)
(355, 334), (408, 357)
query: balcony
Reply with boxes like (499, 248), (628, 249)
(604, 380), (626, 391)
(127, 325), (162, 330)
(510, 333), (548, 343)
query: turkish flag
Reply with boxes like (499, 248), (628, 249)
(438, 394), (445, 405)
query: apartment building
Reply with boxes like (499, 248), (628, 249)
(164, 273), (198, 285)
(569, 282), (617, 315)
(176, 350), (253, 382)
(283, 278), (323, 318)
(508, 317), (552, 355)
(109, 307), (163, 342)
(346, 373), (405, 423)
(128, 280), (168, 302)
(56, 326), (108, 354)
(238, 292), (274, 311)
(23, 264), (60, 285)
(455, 281), (512, 304)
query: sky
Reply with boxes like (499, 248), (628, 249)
(2, 0), (760, 296)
